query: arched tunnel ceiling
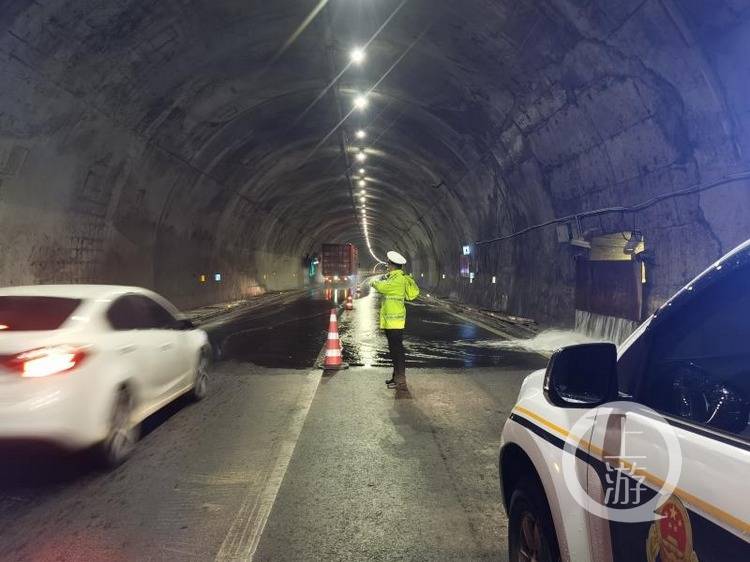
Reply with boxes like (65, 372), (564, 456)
(1, 0), (750, 319)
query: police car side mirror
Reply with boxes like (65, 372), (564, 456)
(544, 343), (618, 408)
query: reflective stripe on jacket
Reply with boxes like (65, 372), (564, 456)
(371, 270), (420, 329)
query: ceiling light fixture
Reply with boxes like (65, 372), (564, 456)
(350, 48), (366, 65)
(353, 95), (369, 111)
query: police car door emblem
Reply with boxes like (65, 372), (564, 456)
(647, 496), (699, 562)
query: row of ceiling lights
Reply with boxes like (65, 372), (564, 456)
(346, 46), (382, 263)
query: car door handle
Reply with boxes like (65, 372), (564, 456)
(160, 343), (174, 351)
(119, 345), (136, 354)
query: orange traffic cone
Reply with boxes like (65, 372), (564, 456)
(345, 295), (354, 311)
(321, 309), (348, 370)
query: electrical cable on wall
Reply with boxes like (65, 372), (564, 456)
(475, 170), (750, 246)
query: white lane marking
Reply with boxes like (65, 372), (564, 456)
(214, 368), (323, 562)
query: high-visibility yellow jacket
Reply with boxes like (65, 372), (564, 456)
(371, 270), (420, 329)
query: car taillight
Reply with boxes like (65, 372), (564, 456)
(2, 345), (88, 378)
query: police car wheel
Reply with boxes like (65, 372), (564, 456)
(508, 477), (560, 562)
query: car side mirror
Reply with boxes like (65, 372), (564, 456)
(172, 318), (195, 330)
(544, 343), (618, 408)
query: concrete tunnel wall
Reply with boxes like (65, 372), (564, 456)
(0, 1), (749, 322)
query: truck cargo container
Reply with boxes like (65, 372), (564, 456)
(322, 244), (358, 283)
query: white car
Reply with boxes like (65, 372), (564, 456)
(0, 285), (211, 467)
(499, 241), (750, 562)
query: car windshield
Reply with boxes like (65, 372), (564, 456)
(0, 297), (82, 331)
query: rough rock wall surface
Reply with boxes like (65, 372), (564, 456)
(0, 1), (747, 318)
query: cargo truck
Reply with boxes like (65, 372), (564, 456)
(322, 243), (359, 284)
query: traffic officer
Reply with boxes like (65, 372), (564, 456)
(371, 251), (420, 390)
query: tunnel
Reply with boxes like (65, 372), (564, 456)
(1, 0), (749, 325)
(4, 2), (750, 560)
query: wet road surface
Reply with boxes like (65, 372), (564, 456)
(0, 366), (320, 561)
(0, 287), (548, 561)
(253, 366), (530, 562)
(207, 289), (333, 368)
(339, 285), (547, 371)
(206, 284), (546, 373)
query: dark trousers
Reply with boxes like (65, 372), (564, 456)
(385, 329), (406, 384)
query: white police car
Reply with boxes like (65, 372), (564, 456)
(499, 241), (750, 562)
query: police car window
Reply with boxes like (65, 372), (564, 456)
(641, 262), (750, 439)
(617, 332), (646, 397)
(107, 296), (153, 330)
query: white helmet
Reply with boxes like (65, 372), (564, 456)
(387, 251), (407, 265)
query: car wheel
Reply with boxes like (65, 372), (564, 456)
(191, 347), (211, 401)
(508, 476), (560, 562)
(96, 388), (139, 468)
